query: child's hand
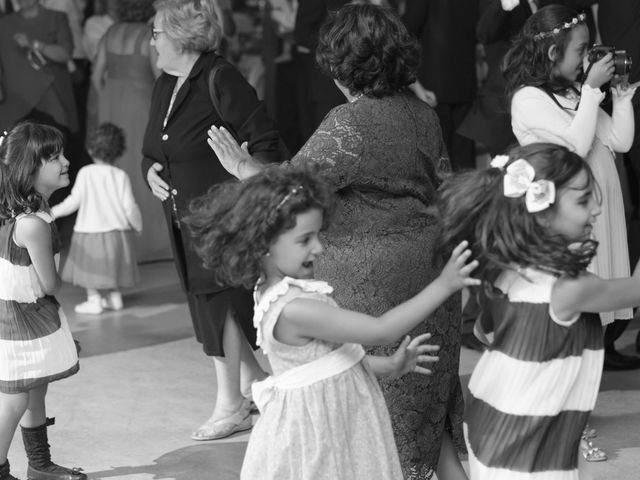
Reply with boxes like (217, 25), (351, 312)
(388, 333), (440, 378)
(439, 240), (481, 293)
(612, 80), (640, 101)
(584, 53), (615, 89)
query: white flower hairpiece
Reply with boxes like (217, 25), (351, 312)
(503, 159), (556, 213)
(490, 155), (510, 169)
(0, 131), (7, 148)
(533, 13), (587, 41)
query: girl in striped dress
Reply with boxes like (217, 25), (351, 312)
(436, 143), (640, 480)
(0, 123), (86, 480)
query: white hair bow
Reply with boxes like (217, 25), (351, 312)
(503, 159), (556, 213)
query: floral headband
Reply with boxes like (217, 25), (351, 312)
(532, 13), (586, 41)
(490, 156), (555, 213)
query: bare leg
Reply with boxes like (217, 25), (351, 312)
(20, 385), (47, 428)
(239, 331), (267, 397)
(191, 311), (256, 440)
(436, 430), (468, 480)
(0, 391), (29, 463)
(210, 311), (244, 418)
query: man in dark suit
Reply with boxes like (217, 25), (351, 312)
(293, 0), (348, 145)
(403, 0), (479, 171)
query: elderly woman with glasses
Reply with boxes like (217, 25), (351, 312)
(141, 0), (282, 441)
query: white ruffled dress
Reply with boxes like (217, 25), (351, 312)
(241, 277), (403, 480)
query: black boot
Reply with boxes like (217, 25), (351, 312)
(21, 418), (87, 480)
(0, 460), (20, 480)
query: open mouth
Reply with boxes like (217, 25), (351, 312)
(301, 261), (313, 269)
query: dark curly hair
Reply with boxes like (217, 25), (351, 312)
(436, 143), (599, 283)
(316, 3), (419, 98)
(86, 123), (126, 164)
(117, 0), (155, 22)
(503, 5), (588, 101)
(185, 164), (335, 289)
(0, 122), (64, 221)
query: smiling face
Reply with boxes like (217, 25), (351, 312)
(551, 24), (590, 83)
(547, 168), (601, 242)
(35, 150), (70, 198)
(263, 208), (324, 283)
(150, 13), (182, 74)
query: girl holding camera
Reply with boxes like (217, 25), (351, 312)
(504, 5), (638, 326)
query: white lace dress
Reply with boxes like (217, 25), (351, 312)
(511, 84), (634, 324)
(241, 277), (403, 480)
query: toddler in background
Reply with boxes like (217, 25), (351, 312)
(53, 123), (142, 315)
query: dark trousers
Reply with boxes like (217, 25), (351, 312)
(435, 102), (476, 171)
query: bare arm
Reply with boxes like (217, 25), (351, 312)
(552, 260), (640, 322)
(91, 38), (107, 91)
(277, 242), (480, 346)
(14, 216), (60, 294)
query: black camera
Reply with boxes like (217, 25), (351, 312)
(587, 45), (632, 76)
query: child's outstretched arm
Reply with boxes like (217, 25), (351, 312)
(14, 215), (60, 294)
(50, 170), (83, 219)
(278, 241), (480, 346)
(366, 333), (440, 377)
(552, 258), (640, 323)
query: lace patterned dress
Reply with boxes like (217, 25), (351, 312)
(292, 92), (463, 479)
(241, 278), (403, 480)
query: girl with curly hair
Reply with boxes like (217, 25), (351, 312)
(437, 143), (640, 479)
(52, 123), (142, 314)
(185, 164), (479, 479)
(207, 5), (467, 477)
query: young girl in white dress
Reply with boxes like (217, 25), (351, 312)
(53, 123), (142, 314)
(436, 143), (640, 479)
(185, 165), (480, 480)
(504, 5), (639, 327)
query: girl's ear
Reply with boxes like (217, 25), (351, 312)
(547, 44), (559, 62)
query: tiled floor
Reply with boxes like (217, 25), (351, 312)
(7, 260), (640, 479)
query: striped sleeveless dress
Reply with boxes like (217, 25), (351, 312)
(0, 212), (79, 393)
(464, 267), (604, 480)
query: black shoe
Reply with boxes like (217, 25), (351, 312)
(603, 350), (640, 371)
(636, 331), (640, 354)
(461, 332), (485, 352)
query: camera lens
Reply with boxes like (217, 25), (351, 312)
(613, 51), (632, 76)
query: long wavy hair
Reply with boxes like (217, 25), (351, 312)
(436, 143), (599, 283)
(184, 164), (335, 289)
(0, 122), (64, 222)
(503, 5), (587, 102)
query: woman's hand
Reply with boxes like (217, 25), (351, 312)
(612, 80), (640, 101)
(147, 163), (169, 201)
(438, 240), (481, 293)
(13, 33), (31, 49)
(207, 125), (253, 179)
(584, 53), (615, 89)
(387, 333), (440, 378)
(409, 80), (437, 107)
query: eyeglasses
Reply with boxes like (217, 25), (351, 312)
(151, 27), (165, 41)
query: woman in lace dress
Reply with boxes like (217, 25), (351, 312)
(208, 5), (467, 479)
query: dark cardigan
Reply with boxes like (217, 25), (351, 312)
(141, 52), (280, 294)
